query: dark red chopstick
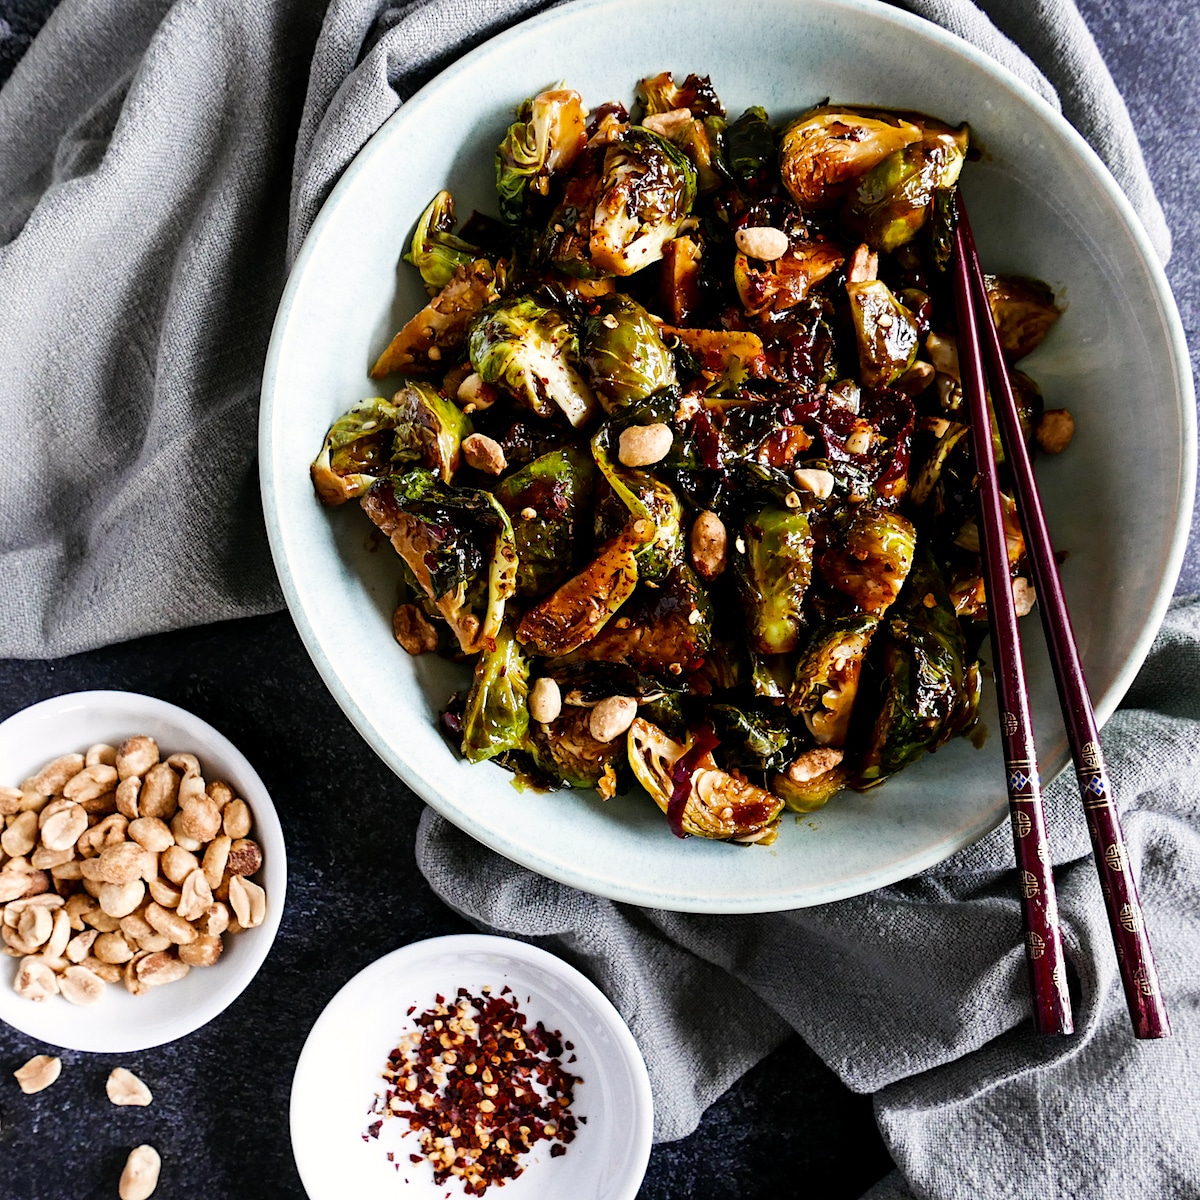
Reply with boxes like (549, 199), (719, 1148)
(950, 217), (1074, 1036)
(955, 196), (1170, 1040)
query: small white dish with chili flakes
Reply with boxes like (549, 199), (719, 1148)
(290, 934), (653, 1199)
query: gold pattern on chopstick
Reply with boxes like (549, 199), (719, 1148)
(1081, 741), (1101, 769)
(1015, 811), (1032, 837)
(1027, 932), (1046, 959)
(1002, 711), (1019, 736)
(1104, 843), (1125, 872)
(1119, 904), (1143, 934)
(1021, 871), (1039, 898)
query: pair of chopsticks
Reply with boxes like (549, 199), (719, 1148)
(949, 194), (1169, 1039)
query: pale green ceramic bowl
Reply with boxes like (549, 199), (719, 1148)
(260, 0), (1195, 913)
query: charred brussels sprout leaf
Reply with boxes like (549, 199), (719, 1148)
(984, 274), (1061, 361)
(461, 624), (531, 763)
(846, 280), (920, 389)
(779, 108), (921, 209)
(842, 124), (969, 252)
(496, 88), (588, 223)
(594, 472), (683, 584)
(404, 190), (481, 294)
(310, 396), (403, 506)
(737, 506), (813, 655)
(818, 505), (916, 616)
(361, 469), (517, 654)
(635, 72), (725, 119)
(468, 297), (598, 428)
(788, 614), (879, 747)
(627, 718), (783, 843)
(590, 128), (697, 276)
(857, 550), (982, 786)
(724, 106), (775, 183)
(495, 446), (596, 596)
(710, 704), (796, 781)
(389, 380), (473, 484)
(581, 294), (677, 412)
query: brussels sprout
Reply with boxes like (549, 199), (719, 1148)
(635, 72), (725, 119)
(361, 469), (517, 654)
(788, 613), (879, 747)
(589, 128), (697, 276)
(403, 190), (481, 294)
(724, 106), (775, 183)
(460, 623), (531, 763)
(494, 445), (596, 596)
(750, 651), (794, 701)
(660, 326), (767, 390)
(581, 294), (677, 412)
(672, 116), (726, 195)
(468, 297), (598, 428)
(846, 280), (920, 389)
(310, 396), (403, 506)
(857, 549), (981, 786)
(627, 718), (783, 843)
(530, 704), (622, 792)
(496, 88), (588, 223)
(734, 238), (845, 317)
(595, 472), (683, 584)
(842, 125), (969, 252)
(736, 506), (813, 655)
(710, 704), (796, 781)
(388, 380), (473, 484)
(984, 274), (1061, 361)
(779, 108), (922, 209)
(515, 525), (641, 655)
(909, 419), (970, 507)
(659, 235), (702, 324)
(772, 747), (848, 811)
(818, 505), (916, 616)
(558, 563), (712, 673)
(372, 260), (501, 378)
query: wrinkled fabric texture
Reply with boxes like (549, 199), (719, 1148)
(0, 0), (1172, 658)
(421, 599), (1200, 1199)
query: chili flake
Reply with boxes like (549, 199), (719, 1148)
(365, 986), (583, 1195)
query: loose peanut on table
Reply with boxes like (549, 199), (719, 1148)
(107, 1066), (153, 1107)
(13, 1054), (61, 1094)
(2, 738), (268, 1006)
(119, 1144), (162, 1200)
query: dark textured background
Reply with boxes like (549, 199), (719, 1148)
(0, 1), (1196, 1197)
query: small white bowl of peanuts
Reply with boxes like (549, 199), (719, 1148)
(0, 690), (286, 1052)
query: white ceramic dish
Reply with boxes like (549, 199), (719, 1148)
(0, 690), (286, 1052)
(260, 0), (1195, 913)
(290, 934), (652, 1200)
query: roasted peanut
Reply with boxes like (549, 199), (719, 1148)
(135, 951), (189, 988)
(201, 836), (231, 891)
(98, 879), (145, 919)
(168, 812), (202, 853)
(200, 902), (230, 938)
(177, 869), (213, 922)
(107, 1067), (153, 1107)
(528, 677), (562, 724)
(116, 736), (159, 780)
(734, 224), (789, 261)
(13, 956), (59, 1001)
(85, 743), (118, 767)
(30, 844), (75, 870)
(84, 956), (123, 984)
(2, 811), (39, 858)
(221, 798), (252, 840)
(206, 780), (234, 810)
(17, 906), (53, 948)
(393, 603), (440, 655)
(63, 763), (118, 803)
(165, 752), (200, 777)
(137, 933), (172, 953)
(127, 816), (174, 853)
(77, 813), (130, 857)
(83, 907), (122, 933)
(177, 796), (221, 843)
(226, 839), (262, 878)
(115, 776), (142, 820)
(228, 875), (267, 929)
(793, 467), (835, 499)
(65, 929), (98, 962)
(14, 1054), (62, 1093)
(45, 908), (71, 959)
(59, 964), (106, 1006)
(617, 422), (673, 467)
(138, 763), (179, 821)
(1036, 408), (1075, 454)
(145, 902), (197, 945)
(119, 1144), (161, 1200)
(0, 786), (23, 816)
(161, 844), (199, 886)
(96, 841), (150, 885)
(179, 935), (223, 967)
(147, 878), (182, 908)
(461, 432), (508, 475)
(31, 754), (85, 796)
(94, 931), (137, 964)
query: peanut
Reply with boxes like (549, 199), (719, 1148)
(161, 844), (199, 886)
(206, 780), (234, 810)
(178, 796), (221, 843)
(179, 935), (223, 967)
(96, 841), (150, 885)
(14, 956), (59, 1001)
(0, 786), (23, 816)
(135, 951), (189, 988)
(201, 836), (231, 891)
(2, 811), (39, 858)
(115, 776), (142, 820)
(138, 763), (179, 821)
(98, 879), (146, 919)
(393, 603), (440, 655)
(690, 510), (727, 581)
(94, 932), (136, 964)
(107, 1067), (153, 1107)
(734, 224), (789, 261)
(222, 798), (252, 840)
(528, 677), (562, 725)
(119, 1145), (162, 1200)
(588, 696), (638, 743)
(128, 817), (174, 853)
(1036, 408), (1075, 454)
(617, 422), (673, 467)
(59, 964), (106, 1006)
(228, 876), (266, 929)
(31, 755), (84, 796)
(115, 736), (159, 780)
(62, 763), (118, 803)
(793, 468), (835, 499)
(85, 743), (118, 767)
(145, 902), (198, 945)
(461, 432), (507, 475)
(177, 869), (213, 922)
(14, 1054), (61, 1093)
(226, 839), (262, 877)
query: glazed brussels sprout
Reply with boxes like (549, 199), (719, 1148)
(404, 190), (481, 294)
(788, 614), (880, 747)
(735, 239), (845, 317)
(460, 623), (531, 763)
(595, 472), (684, 584)
(847, 280), (920, 389)
(361, 469), (517, 654)
(589, 128), (697, 276)
(581, 294), (677, 412)
(310, 396), (404, 506)
(634, 71), (725, 119)
(779, 108), (922, 209)
(468, 297), (598, 428)
(818, 505), (916, 616)
(530, 704), (623, 792)
(857, 549), (982, 786)
(772, 747), (848, 811)
(627, 718), (783, 843)
(496, 88), (588, 223)
(389, 380), (473, 484)
(710, 703), (795, 781)
(494, 445), (596, 596)
(724, 106), (775, 182)
(737, 506), (813, 655)
(842, 124), (969, 252)
(984, 274), (1061, 361)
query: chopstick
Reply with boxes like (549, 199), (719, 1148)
(949, 212), (1074, 1036)
(953, 195), (1170, 1040)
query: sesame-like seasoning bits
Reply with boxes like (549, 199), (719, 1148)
(365, 987), (583, 1194)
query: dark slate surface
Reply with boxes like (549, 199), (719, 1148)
(0, 2), (1196, 1198)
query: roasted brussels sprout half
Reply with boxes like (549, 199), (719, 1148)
(310, 396), (403, 506)
(818, 505), (916, 616)
(842, 124), (969, 253)
(984, 274), (1061, 361)
(788, 614), (879, 747)
(634, 72), (725, 119)
(460, 623), (531, 763)
(909, 419), (970, 507)
(779, 108), (922, 209)
(846, 280), (920, 389)
(735, 239), (845, 317)
(857, 549), (981, 786)
(724, 106), (775, 183)
(468, 297), (598, 428)
(404, 190), (481, 294)
(710, 704), (796, 782)
(627, 718), (783, 843)
(589, 128), (697, 276)
(581, 294), (677, 412)
(361, 469), (517, 654)
(595, 473), (684, 584)
(736, 506), (813, 655)
(494, 445), (596, 596)
(496, 88), (588, 223)
(772, 747), (848, 812)
(388, 380), (473, 484)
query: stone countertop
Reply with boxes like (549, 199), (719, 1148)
(0, 1), (1196, 1197)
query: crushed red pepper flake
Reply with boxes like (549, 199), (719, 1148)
(365, 986), (583, 1195)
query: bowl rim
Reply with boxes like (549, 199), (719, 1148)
(260, 0), (1196, 912)
(0, 689), (288, 1052)
(289, 932), (654, 1200)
